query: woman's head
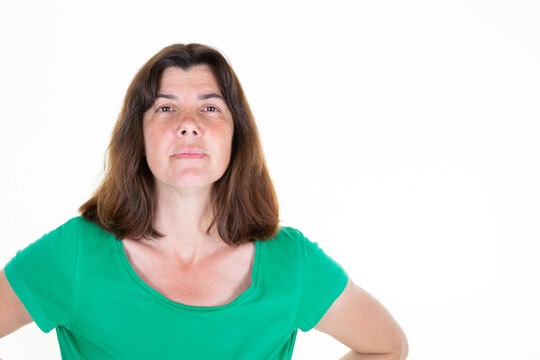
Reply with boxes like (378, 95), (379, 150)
(79, 43), (279, 245)
(143, 65), (235, 199)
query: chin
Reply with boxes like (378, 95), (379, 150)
(162, 176), (221, 192)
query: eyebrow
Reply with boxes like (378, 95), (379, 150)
(155, 93), (225, 101)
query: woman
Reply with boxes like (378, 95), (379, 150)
(0, 44), (408, 359)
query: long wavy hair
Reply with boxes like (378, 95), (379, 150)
(79, 43), (279, 246)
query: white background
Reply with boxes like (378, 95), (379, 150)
(1, 0), (539, 359)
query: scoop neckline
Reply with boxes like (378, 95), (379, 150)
(115, 235), (261, 311)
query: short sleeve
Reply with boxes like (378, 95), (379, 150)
(4, 217), (80, 333)
(294, 229), (349, 332)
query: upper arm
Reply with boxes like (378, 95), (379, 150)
(0, 267), (34, 338)
(314, 277), (408, 358)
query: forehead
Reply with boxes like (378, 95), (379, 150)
(158, 65), (220, 91)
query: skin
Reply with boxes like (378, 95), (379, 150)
(316, 278), (408, 359)
(141, 65), (235, 265)
(142, 65), (408, 358)
(1, 64), (408, 359)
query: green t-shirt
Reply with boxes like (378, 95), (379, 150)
(5, 217), (348, 359)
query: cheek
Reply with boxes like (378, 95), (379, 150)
(222, 128), (234, 166)
(142, 128), (163, 167)
(220, 124), (234, 150)
(142, 132), (153, 159)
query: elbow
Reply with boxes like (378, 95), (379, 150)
(352, 333), (409, 360)
(392, 320), (409, 359)
(383, 330), (409, 360)
(395, 332), (409, 360)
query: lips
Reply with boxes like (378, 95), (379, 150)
(170, 148), (208, 159)
(171, 154), (207, 159)
(172, 148), (206, 155)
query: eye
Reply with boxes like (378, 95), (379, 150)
(157, 105), (174, 112)
(203, 106), (220, 112)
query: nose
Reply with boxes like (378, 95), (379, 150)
(175, 113), (202, 137)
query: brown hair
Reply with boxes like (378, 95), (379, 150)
(79, 43), (279, 246)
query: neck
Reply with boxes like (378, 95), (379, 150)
(146, 183), (226, 265)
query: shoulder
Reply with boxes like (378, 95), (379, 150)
(260, 226), (316, 258)
(63, 216), (98, 229)
(263, 226), (306, 246)
(44, 217), (117, 252)
(60, 216), (114, 238)
(276, 226), (305, 239)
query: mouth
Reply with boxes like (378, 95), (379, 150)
(170, 149), (208, 159)
(171, 153), (207, 159)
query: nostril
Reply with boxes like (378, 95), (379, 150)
(178, 129), (200, 136)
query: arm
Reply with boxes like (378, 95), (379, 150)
(0, 267), (34, 338)
(314, 277), (408, 360)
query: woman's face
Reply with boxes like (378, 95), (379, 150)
(142, 65), (234, 194)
